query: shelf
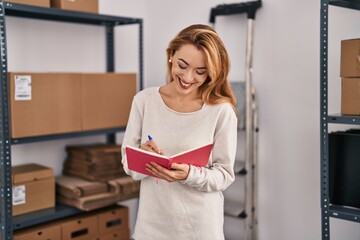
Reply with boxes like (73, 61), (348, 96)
(11, 127), (126, 145)
(0, 1), (143, 239)
(224, 199), (246, 219)
(327, 114), (360, 125)
(3, 2), (142, 26)
(329, 0), (360, 10)
(328, 204), (360, 223)
(234, 160), (246, 175)
(321, 0), (360, 238)
(12, 204), (82, 230)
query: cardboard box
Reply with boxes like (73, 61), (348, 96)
(64, 143), (125, 181)
(12, 163), (55, 216)
(341, 77), (360, 115)
(82, 73), (137, 131)
(97, 229), (130, 240)
(61, 215), (99, 240)
(13, 224), (61, 240)
(6, 0), (50, 8)
(9, 72), (136, 138)
(340, 39), (360, 77)
(97, 206), (129, 236)
(9, 72), (82, 138)
(51, 0), (98, 14)
(65, 144), (122, 164)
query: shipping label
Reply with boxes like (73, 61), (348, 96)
(14, 75), (32, 101)
(12, 185), (26, 206)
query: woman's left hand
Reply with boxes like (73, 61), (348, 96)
(145, 162), (190, 182)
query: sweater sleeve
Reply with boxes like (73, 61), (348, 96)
(181, 105), (237, 192)
(121, 97), (149, 181)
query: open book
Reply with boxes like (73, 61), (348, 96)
(125, 143), (213, 177)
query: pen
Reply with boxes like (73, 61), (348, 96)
(147, 135), (162, 154)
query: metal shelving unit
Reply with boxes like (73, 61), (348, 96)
(210, 1), (261, 240)
(0, 1), (143, 239)
(320, 0), (360, 239)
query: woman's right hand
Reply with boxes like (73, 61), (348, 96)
(140, 140), (163, 155)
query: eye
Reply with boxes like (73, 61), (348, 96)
(178, 62), (187, 69)
(196, 69), (207, 75)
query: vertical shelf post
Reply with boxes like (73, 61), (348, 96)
(0, 2), (13, 239)
(106, 24), (115, 73)
(138, 20), (144, 91)
(106, 24), (116, 144)
(320, 0), (330, 239)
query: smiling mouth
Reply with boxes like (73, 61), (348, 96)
(178, 78), (193, 89)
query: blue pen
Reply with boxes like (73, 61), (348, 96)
(147, 135), (162, 154)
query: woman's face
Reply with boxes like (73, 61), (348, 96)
(170, 44), (208, 96)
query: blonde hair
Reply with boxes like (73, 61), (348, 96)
(166, 24), (236, 111)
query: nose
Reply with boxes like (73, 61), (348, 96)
(184, 69), (195, 82)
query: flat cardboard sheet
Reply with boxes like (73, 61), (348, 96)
(56, 175), (108, 199)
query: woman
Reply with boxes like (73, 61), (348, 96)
(122, 24), (237, 240)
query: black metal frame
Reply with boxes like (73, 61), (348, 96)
(320, 0), (360, 239)
(0, 1), (143, 239)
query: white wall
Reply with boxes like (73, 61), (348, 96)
(7, 0), (360, 239)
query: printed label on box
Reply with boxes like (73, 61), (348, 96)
(14, 75), (31, 101)
(12, 185), (26, 206)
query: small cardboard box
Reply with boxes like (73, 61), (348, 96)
(8, 72), (82, 138)
(12, 163), (55, 216)
(341, 77), (360, 115)
(51, 0), (98, 14)
(6, 0), (50, 7)
(97, 206), (129, 236)
(82, 73), (137, 131)
(13, 224), (61, 240)
(340, 39), (360, 77)
(61, 215), (99, 240)
(97, 229), (130, 240)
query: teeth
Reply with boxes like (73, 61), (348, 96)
(180, 79), (191, 87)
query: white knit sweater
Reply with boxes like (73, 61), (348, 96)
(121, 87), (237, 240)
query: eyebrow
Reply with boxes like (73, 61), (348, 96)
(178, 58), (207, 70)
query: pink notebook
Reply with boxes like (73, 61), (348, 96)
(125, 144), (213, 177)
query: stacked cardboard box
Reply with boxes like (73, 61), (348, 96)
(12, 163), (55, 216)
(56, 175), (139, 211)
(13, 205), (130, 240)
(56, 175), (118, 211)
(341, 39), (360, 115)
(58, 143), (140, 211)
(63, 144), (125, 181)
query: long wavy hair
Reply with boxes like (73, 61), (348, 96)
(166, 24), (236, 111)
